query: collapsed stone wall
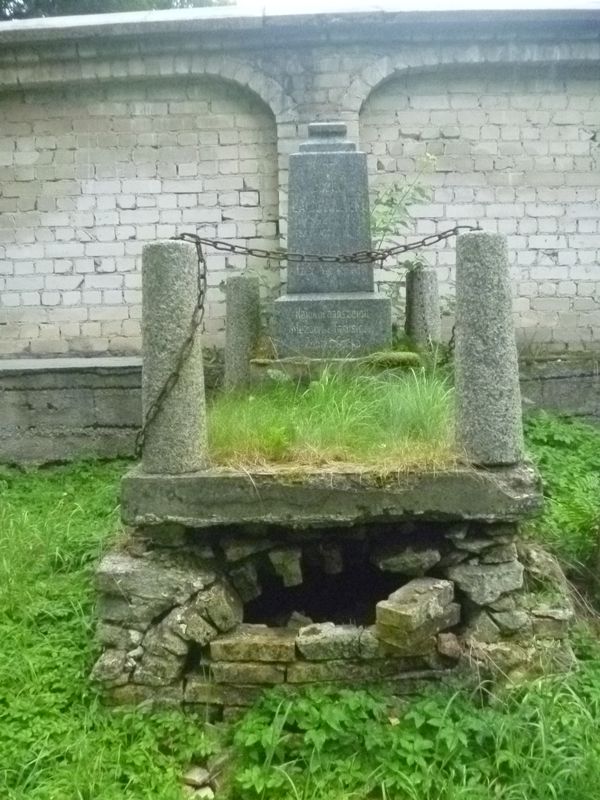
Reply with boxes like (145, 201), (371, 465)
(92, 522), (574, 715)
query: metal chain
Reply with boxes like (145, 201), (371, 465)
(174, 224), (480, 267)
(134, 224), (479, 458)
(134, 239), (207, 459)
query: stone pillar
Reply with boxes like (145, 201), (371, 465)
(455, 232), (524, 465)
(405, 265), (441, 347)
(224, 274), (261, 391)
(141, 240), (207, 474)
(273, 122), (391, 357)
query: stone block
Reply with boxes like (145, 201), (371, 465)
(222, 537), (275, 562)
(286, 658), (425, 684)
(273, 293), (391, 357)
(90, 649), (131, 687)
(134, 649), (185, 687)
(376, 578), (455, 633)
(464, 611), (502, 644)
(437, 632), (463, 661)
(95, 552), (215, 626)
(192, 581), (243, 633)
(96, 623), (143, 650)
(371, 543), (441, 576)
(296, 623), (361, 660)
(228, 561), (261, 602)
(268, 546), (303, 587)
(376, 627), (437, 657)
(184, 676), (264, 707)
(446, 560), (524, 605)
(481, 543), (518, 564)
(143, 613), (189, 657)
(490, 610), (532, 635)
(210, 625), (297, 663)
(109, 683), (183, 707)
(210, 662), (286, 685)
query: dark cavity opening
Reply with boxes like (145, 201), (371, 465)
(243, 538), (405, 627)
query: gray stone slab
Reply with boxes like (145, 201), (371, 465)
(273, 293), (391, 357)
(455, 232), (524, 466)
(121, 462), (543, 529)
(286, 122), (372, 295)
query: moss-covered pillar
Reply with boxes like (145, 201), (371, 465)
(141, 240), (207, 474)
(455, 232), (524, 465)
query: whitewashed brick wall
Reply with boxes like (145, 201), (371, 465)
(360, 66), (600, 352)
(0, 78), (278, 355)
(0, 12), (599, 357)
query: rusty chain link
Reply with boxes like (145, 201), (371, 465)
(134, 224), (480, 458)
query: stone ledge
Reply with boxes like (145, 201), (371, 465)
(121, 462), (543, 529)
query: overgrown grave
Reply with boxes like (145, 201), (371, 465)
(92, 123), (574, 716)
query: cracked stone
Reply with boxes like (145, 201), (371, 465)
(296, 623), (361, 660)
(446, 560), (524, 605)
(192, 581), (243, 632)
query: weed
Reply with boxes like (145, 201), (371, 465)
(207, 367), (457, 470)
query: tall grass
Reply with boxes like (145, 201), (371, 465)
(0, 462), (213, 800)
(208, 368), (457, 470)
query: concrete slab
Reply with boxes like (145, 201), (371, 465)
(121, 462), (543, 529)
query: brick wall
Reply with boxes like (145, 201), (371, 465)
(360, 65), (600, 350)
(0, 9), (599, 357)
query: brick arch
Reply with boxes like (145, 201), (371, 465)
(343, 41), (600, 114)
(10, 53), (297, 124)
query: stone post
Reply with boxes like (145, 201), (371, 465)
(141, 240), (207, 474)
(405, 265), (441, 347)
(224, 273), (261, 391)
(455, 232), (524, 465)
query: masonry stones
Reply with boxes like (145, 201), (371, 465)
(224, 273), (261, 391)
(273, 122), (391, 356)
(446, 559), (524, 606)
(371, 542), (441, 575)
(141, 240), (207, 474)
(454, 232), (524, 465)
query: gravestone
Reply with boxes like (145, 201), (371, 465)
(273, 122), (391, 357)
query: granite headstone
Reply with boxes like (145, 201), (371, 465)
(273, 122), (391, 357)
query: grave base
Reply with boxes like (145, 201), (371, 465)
(92, 464), (576, 715)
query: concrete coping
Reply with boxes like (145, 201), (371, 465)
(0, 4), (598, 44)
(0, 356), (142, 374)
(121, 461), (543, 529)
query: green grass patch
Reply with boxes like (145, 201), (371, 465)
(0, 461), (214, 800)
(208, 368), (457, 470)
(524, 411), (600, 569)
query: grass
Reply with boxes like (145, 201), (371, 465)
(207, 367), (458, 470)
(0, 461), (213, 800)
(524, 411), (600, 570)
(1, 412), (600, 798)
